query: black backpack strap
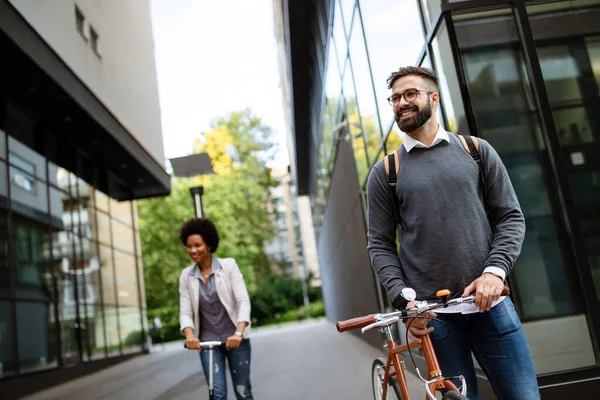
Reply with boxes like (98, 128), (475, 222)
(458, 134), (488, 197)
(384, 150), (400, 226)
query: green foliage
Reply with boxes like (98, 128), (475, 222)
(123, 330), (144, 346)
(138, 109), (280, 341)
(250, 272), (323, 326)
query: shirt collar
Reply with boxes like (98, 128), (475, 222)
(402, 124), (449, 153)
(189, 256), (221, 277)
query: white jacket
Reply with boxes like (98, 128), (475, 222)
(179, 257), (251, 339)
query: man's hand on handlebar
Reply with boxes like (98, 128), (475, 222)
(404, 301), (437, 343)
(185, 335), (201, 351)
(462, 272), (504, 312)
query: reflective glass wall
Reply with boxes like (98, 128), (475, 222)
(313, 0), (600, 380)
(0, 99), (146, 379)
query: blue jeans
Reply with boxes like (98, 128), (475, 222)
(427, 297), (540, 400)
(199, 339), (253, 400)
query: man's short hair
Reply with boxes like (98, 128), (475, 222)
(386, 66), (439, 92)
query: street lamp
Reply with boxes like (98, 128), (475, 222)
(169, 153), (214, 218)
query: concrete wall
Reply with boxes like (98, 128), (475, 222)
(9, 0), (165, 168)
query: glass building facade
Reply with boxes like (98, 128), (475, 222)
(0, 1), (169, 397)
(279, 0), (600, 394)
(0, 100), (147, 378)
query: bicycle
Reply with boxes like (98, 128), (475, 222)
(337, 287), (509, 399)
(184, 340), (223, 400)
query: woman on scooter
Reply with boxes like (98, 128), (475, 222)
(179, 217), (254, 400)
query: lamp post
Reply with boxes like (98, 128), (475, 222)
(189, 186), (204, 218)
(169, 153), (214, 218)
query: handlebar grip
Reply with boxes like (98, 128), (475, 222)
(336, 314), (377, 332)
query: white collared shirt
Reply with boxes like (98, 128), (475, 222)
(401, 125), (507, 314)
(402, 124), (450, 153)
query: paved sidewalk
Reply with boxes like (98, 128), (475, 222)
(20, 319), (425, 400)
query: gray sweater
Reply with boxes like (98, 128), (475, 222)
(366, 134), (525, 308)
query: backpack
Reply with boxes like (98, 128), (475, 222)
(384, 134), (487, 226)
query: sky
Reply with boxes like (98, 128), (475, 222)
(149, 0), (288, 168)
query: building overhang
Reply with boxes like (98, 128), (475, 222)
(0, 0), (170, 201)
(281, 0), (320, 196)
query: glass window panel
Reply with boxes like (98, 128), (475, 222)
(432, 19), (469, 134)
(13, 220), (52, 301)
(0, 129), (6, 159)
(360, 0), (424, 125)
(10, 177), (48, 225)
(16, 301), (58, 373)
(6, 130), (46, 182)
(0, 199), (9, 299)
(385, 123), (404, 153)
(339, 0), (356, 38)
(0, 300), (16, 376)
(103, 305), (121, 357)
(115, 251), (142, 354)
(454, 7), (596, 373)
(419, 0), (441, 32)
(333, 2), (348, 77)
(99, 245), (120, 356)
(96, 210), (112, 246)
(111, 220), (134, 254)
(109, 198), (133, 227)
(118, 307), (143, 355)
(343, 69), (369, 186)
(95, 190), (109, 212)
(528, 6), (600, 305)
(588, 37), (600, 88)
(348, 11), (384, 168)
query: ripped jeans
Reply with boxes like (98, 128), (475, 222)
(199, 339), (253, 400)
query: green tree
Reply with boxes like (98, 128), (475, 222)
(139, 109), (278, 341)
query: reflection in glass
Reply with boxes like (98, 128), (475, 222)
(348, 10), (383, 168)
(109, 198), (133, 227)
(455, 7), (596, 373)
(0, 300), (16, 376)
(339, 0), (356, 38)
(360, 0), (423, 125)
(16, 301), (58, 373)
(343, 70), (369, 186)
(419, 0), (441, 32)
(531, 27), (600, 302)
(99, 245), (120, 356)
(115, 250), (142, 354)
(588, 37), (600, 88)
(385, 123), (404, 153)
(111, 219), (135, 254)
(96, 210), (112, 246)
(333, 1), (348, 78)
(13, 220), (52, 301)
(431, 20), (468, 134)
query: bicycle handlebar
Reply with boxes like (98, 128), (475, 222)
(337, 286), (510, 333)
(336, 314), (377, 332)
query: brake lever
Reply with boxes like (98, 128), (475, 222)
(361, 316), (400, 333)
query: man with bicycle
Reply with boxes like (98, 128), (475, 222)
(366, 66), (540, 399)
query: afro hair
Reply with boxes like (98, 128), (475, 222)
(179, 217), (220, 253)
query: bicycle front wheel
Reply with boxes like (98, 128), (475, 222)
(372, 358), (402, 400)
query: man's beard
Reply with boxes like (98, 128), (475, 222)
(395, 101), (432, 133)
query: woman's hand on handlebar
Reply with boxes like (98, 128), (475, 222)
(226, 334), (242, 350)
(404, 301), (437, 343)
(185, 335), (201, 350)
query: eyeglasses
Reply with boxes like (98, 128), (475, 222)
(387, 88), (432, 106)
